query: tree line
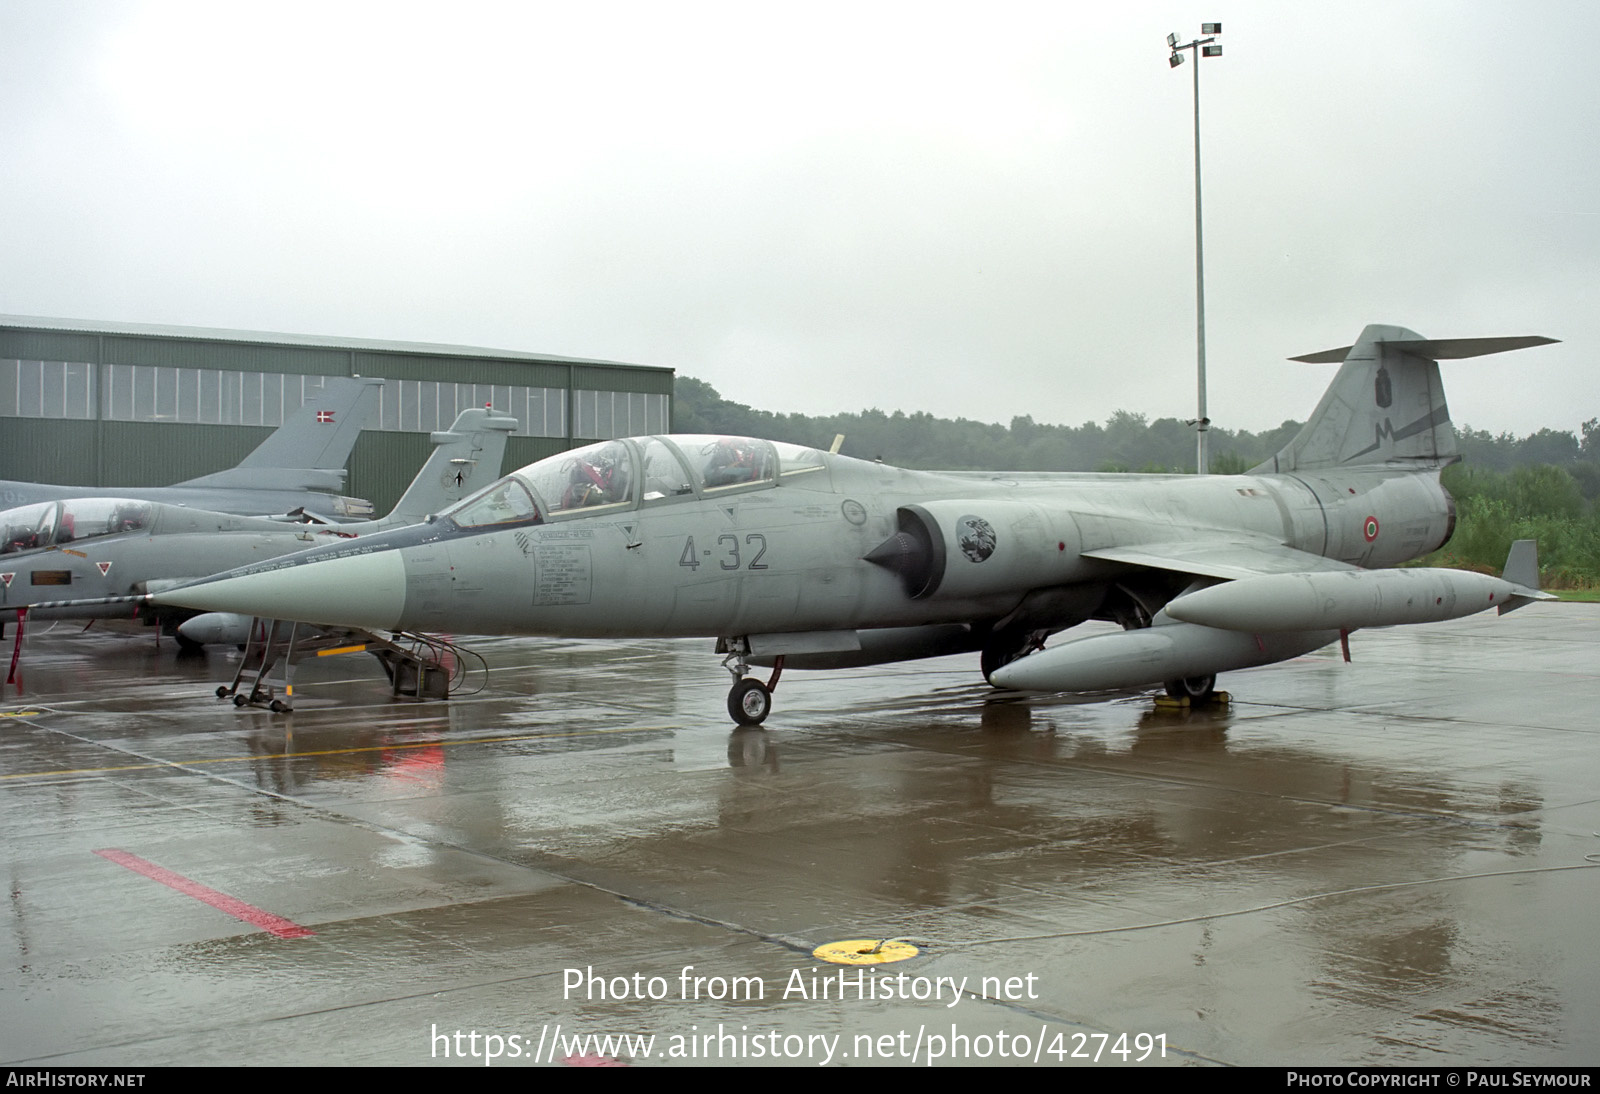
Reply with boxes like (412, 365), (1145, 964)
(674, 377), (1600, 586)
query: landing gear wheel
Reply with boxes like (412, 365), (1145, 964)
(980, 639), (1021, 685)
(727, 677), (772, 726)
(216, 685), (231, 699)
(269, 700), (291, 714)
(981, 630), (1046, 685)
(232, 693), (249, 707)
(1163, 674), (1217, 701)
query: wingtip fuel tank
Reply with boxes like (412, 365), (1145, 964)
(1164, 561), (1551, 634)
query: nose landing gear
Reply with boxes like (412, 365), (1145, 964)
(721, 642), (784, 726)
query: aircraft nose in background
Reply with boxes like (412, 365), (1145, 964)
(152, 549), (409, 631)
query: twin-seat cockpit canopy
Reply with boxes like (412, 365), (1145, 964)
(1, 498), (153, 554)
(448, 434), (826, 530)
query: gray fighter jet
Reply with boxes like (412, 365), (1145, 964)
(151, 325), (1557, 723)
(2, 407), (518, 640)
(0, 376), (383, 520)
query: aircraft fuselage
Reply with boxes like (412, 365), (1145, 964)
(159, 448), (1453, 643)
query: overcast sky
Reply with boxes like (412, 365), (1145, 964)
(2, 1), (1595, 440)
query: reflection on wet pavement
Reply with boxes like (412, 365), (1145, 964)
(1, 607), (1596, 1065)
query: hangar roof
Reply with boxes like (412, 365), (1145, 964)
(0, 314), (668, 375)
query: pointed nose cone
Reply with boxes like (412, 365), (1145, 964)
(153, 550), (409, 631)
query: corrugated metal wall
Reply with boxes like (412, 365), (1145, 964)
(0, 417), (98, 489)
(0, 329), (98, 362)
(102, 336), (349, 375)
(95, 421), (277, 486)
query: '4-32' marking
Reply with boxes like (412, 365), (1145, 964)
(679, 534), (768, 571)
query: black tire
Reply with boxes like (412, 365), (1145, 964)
(980, 639), (1019, 685)
(232, 693), (249, 707)
(981, 629), (1042, 685)
(1164, 674), (1217, 701)
(727, 678), (772, 726)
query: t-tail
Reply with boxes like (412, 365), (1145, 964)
(1254, 325), (1557, 473)
(380, 407), (519, 525)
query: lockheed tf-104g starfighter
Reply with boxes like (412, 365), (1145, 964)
(152, 324), (1556, 723)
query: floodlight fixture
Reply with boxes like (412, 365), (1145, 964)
(1164, 23), (1226, 474)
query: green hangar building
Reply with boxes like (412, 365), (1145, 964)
(0, 316), (675, 512)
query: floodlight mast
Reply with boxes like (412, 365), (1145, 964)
(1167, 23), (1222, 474)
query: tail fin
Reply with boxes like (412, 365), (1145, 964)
(381, 407), (518, 524)
(1254, 326), (1556, 473)
(1498, 538), (1558, 614)
(179, 376), (384, 492)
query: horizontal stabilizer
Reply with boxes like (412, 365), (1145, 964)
(1258, 325), (1558, 473)
(1290, 335), (1558, 364)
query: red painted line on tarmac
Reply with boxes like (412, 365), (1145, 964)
(93, 849), (315, 939)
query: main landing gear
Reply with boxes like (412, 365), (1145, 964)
(1155, 673), (1229, 711)
(980, 627), (1048, 684)
(721, 641), (784, 726)
(1163, 673), (1217, 701)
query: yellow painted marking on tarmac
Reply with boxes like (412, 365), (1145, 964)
(1, 711), (44, 718)
(0, 724), (679, 781)
(315, 644), (369, 657)
(812, 939), (919, 965)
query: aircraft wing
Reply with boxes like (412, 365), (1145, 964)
(1081, 538), (1357, 582)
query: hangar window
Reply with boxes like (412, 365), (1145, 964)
(0, 360), (95, 420)
(97, 366), (342, 427)
(4, 358), (663, 445)
(573, 390), (669, 440)
(373, 379), (569, 438)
